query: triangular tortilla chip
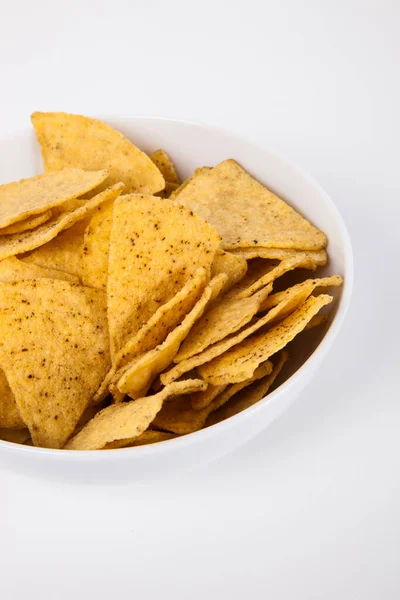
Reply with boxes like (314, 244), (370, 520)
(173, 159), (327, 250)
(0, 210), (52, 235)
(207, 351), (288, 425)
(114, 274), (227, 399)
(65, 379), (206, 450)
(21, 220), (88, 278)
(0, 279), (110, 448)
(94, 268), (209, 403)
(150, 149), (180, 184)
(81, 198), (114, 290)
(175, 284), (272, 362)
(104, 430), (176, 449)
(260, 275), (343, 312)
(198, 295), (332, 385)
(190, 383), (228, 410)
(0, 183), (124, 261)
(31, 112), (164, 194)
(0, 167), (108, 229)
(107, 194), (221, 356)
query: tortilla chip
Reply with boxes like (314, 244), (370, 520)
(107, 194), (221, 356)
(173, 159), (327, 250)
(169, 167), (212, 201)
(0, 256), (79, 283)
(156, 182), (180, 198)
(65, 379), (206, 450)
(175, 284), (272, 362)
(114, 274), (228, 399)
(304, 314), (329, 331)
(0, 210), (52, 235)
(162, 283), (335, 385)
(0, 183), (124, 261)
(150, 149), (180, 184)
(81, 198), (114, 290)
(190, 383), (228, 410)
(207, 351), (288, 425)
(260, 275), (343, 312)
(31, 111), (164, 194)
(210, 250), (247, 293)
(104, 430), (176, 449)
(94, 268), (208, 403)
(230, 247), (327, 266)
(0, 370), (25, 428)
(0, 167), (108, 229)
(0, 428), (31, 444)
(227, 255), (318, 301)
(198, 295), (333, 385)
(0, 279), (110, 448)
(22, 219), (87, 279)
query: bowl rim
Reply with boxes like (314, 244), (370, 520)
(0, 115), (354, 459)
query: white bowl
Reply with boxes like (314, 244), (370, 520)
(0, 117), (353, 482)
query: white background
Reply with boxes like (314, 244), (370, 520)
(1, 1), (399, 598)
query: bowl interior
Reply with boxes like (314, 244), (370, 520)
(0, 116), (352, 459)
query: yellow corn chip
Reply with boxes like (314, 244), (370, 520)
(81, 198), (114, 290)
(104, 430), (176, 449)
(304, 314), (329, 331)
(0, 210), (52, 235)
(65, 379), (206, 450)
(150, 149), (180, 184)
(94, 268), (208, 403)
(173, 159), (327, 250)
(190, 383), (227, 410)
(169, 167), (212, 201)
(107, 194), (221, 356)
(207, 351), (288, 425)
(0, 183), (124, 261)
(162, 282), (336, 385)
(115, 274), (228, 399)
(0, 256), (79, 283)
(22, 219), (88, 279)
(31, 112), (164, 194)
(156, 182), (180, 198)
(198, 295), (333, 385)
(0, 428), (31, 444)
(210, 250), (248, 293)
(175, 284), (272, 362)
(230, 247), (327, 266)
(227, 255), (317, 301)
(0, 167), (108, 229)
(0, 370), (25, 428)
(0, 279), (110, 448)
(260, 275), (343, 312)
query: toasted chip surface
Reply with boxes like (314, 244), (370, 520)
(0, 210), (52, 235)
(260, 275), (343, 312)
(0, 279), (110, 448)
(207, 351), (288, 425)
(115, 274), (227, 399)
(198, 295), (332, 385)
(66, 379), (206, 450)
(104, 430), (176, 449)
(107, 194), (221, 356)
(21, 220), (88, 279)
(0, 256), (79, 283)
(176, 284), (272, 362)
(0, 167), (108, 229)
(230, 247), (327, 266)
(150, 149), (180, 184)
(81, 198), (114, 290)
(210, 250), (248, 292)
(173, 159), (327, 250)
(0, 370), (25, 428)
(31, 112), (164, 194)
(0, 183), (124, 261)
